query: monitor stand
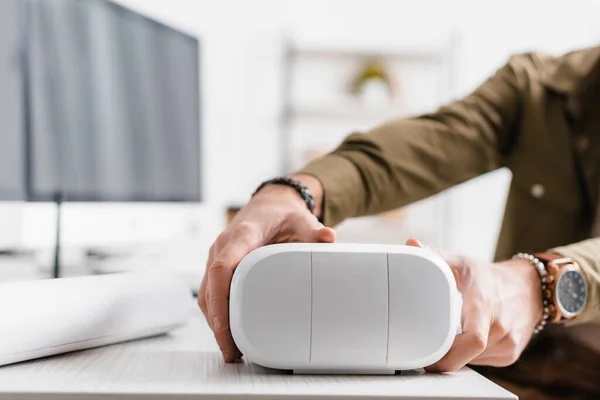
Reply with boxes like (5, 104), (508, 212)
(52, 192), (63, 279)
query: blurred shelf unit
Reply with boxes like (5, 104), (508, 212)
(279, 34), (460, 247)
(279, 35), (460, 173)
(290, 100), (406, 120)
(284, 37), (448, 62)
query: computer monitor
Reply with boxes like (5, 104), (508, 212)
(0, 0), (26, 202)
(23, 0), (201, 202)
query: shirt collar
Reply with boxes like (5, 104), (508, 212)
(539, 46), (600, 120)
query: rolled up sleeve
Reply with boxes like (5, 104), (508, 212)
(298, 55), (524, 227)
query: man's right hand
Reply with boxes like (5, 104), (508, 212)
(198, 174), (336, 363)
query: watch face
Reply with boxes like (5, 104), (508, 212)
(556, 270), (587, 316)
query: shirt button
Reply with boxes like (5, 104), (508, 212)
(531, 184), (545, 199)
(575, 136), (590, 152)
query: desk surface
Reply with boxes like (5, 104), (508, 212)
(0, 309), (516, 400)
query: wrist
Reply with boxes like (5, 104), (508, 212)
(253, 182), (309, 211)
(499, 258), (542, 289)
(252, 175), (324, 219)
(496, 258), (544, 329)
(289, 174), (323, 219)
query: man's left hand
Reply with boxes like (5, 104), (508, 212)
(406, 238), (543, 372)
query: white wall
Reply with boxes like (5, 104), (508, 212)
(114, 0), (600, 204)
(115, 0), (600, 261)
(4, 0), (599, 268)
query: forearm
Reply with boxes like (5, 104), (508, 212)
(297, 57), (523, 227)
(298, 116), (504, 227)
(551, 238), (600, 324)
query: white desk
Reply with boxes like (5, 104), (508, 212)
(0, 309), (516, 400)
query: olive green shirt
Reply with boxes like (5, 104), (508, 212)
(299, 46), (600, 324)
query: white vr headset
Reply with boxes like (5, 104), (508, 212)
(230, 243), (462, 374)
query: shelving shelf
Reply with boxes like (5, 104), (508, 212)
(288, 37), (451, 62)
(290, 101), (408, 120)
(278, 33), (460, 247)
(280, 36), (459, 172)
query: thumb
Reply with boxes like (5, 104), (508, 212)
(314, 226), (336, 243)
(406, 238), (425, 248)
(292, 215), (336, 243)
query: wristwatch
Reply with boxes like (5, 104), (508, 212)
(534, 252), (588, 323)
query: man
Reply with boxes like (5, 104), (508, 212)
(199, 45), (600, 399)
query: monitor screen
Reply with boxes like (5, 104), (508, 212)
(24, 0), (201, 202)
(0, 0), (26, 201)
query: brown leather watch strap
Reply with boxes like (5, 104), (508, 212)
(533, 251), (583, 323)
(534, 252), (565, 263)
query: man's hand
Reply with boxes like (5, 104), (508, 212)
(198, 175), (336, 363)
(406, 238), (543, 372)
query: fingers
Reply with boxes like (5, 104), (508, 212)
(198, 276), (209, 325)
(405, 238), (464, 267)
(203, 208), (333, 363)
(198, 244), (217, 330)
(426, 304), (491, 372)
(287, 213), (336, 243)
(207, 227), (264, 363)
(405, 237), (449, 259)
(469, 330), (523, 367)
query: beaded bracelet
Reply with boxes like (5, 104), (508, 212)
(512, 253), (552, 334)
(253, 177), (316, 215)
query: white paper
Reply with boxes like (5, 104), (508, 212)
(0, 272), (193, 366)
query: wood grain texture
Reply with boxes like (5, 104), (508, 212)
(0, 308), (516, 399)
